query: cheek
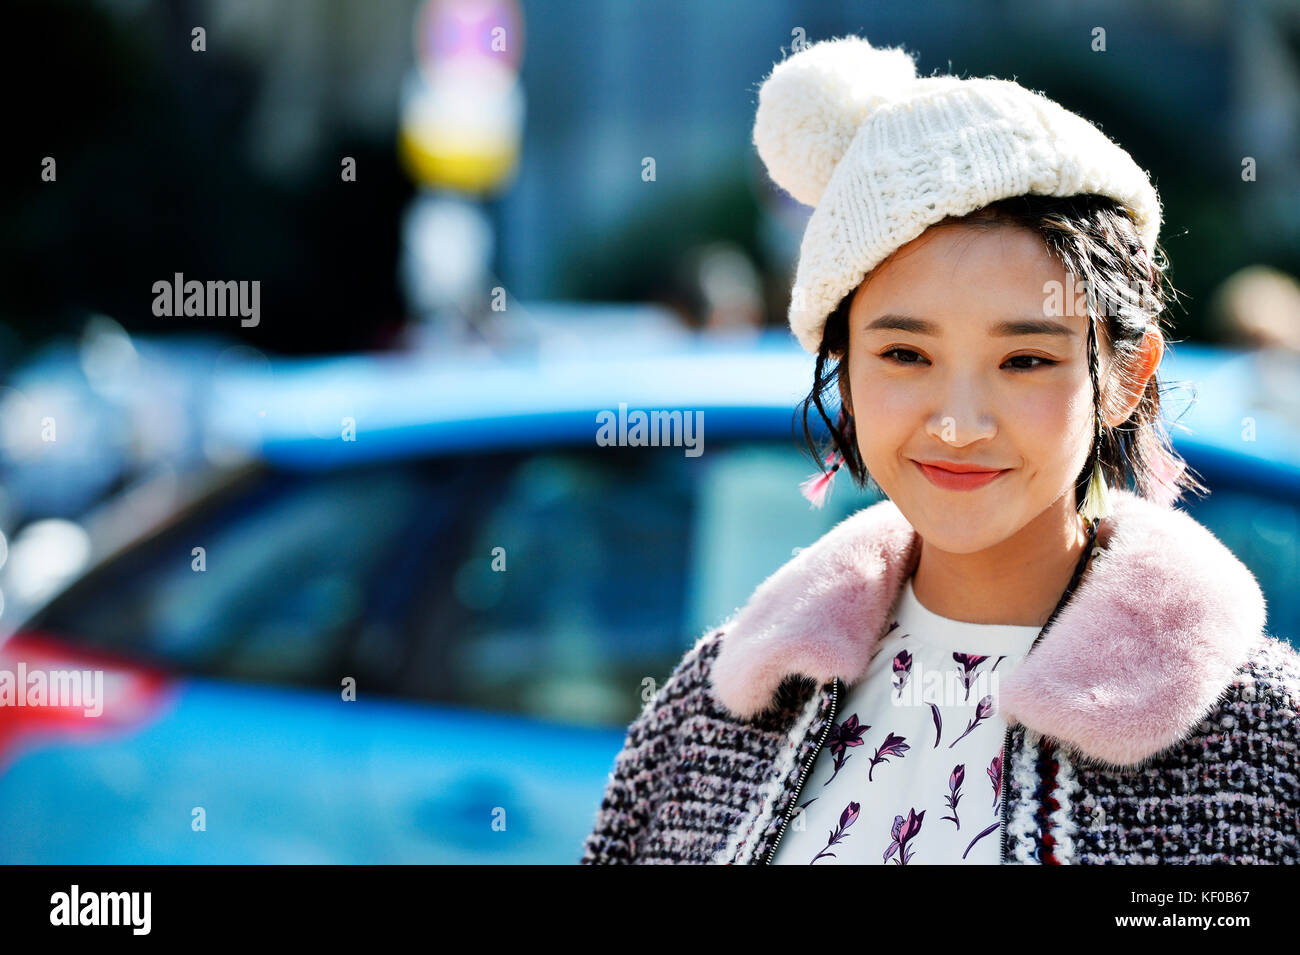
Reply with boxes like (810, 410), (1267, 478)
(853, 372), (917, 420)
(1016, 389), (1074, 431)
(847, 367), (917, 462)
(1013, 379), (1097, 465)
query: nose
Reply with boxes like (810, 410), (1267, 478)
(925, 376), (997, 446)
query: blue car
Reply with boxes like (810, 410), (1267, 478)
(0, 332), (1294, 863)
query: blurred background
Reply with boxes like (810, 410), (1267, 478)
(0, 0), (1297, 863)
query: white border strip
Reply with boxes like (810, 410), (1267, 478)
(1049, 744), (1080, 864)
(1006, 727), (1043, 864)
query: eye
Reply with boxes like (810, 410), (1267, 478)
(1003, 354), (1058, 372)
(879, 347), (928, 366)
(878, 349), (1058, 372)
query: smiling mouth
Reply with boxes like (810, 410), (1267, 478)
(913, 460), (1010, 491)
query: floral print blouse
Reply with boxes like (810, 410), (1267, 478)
(770, 574), (1044, 865)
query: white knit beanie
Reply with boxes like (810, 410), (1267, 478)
(753, 34), (1164, 353)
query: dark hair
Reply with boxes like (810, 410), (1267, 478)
(797, 193), (1209, 508)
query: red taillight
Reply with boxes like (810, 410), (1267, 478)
(0, 632), (174, 769)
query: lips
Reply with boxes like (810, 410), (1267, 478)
(913, 460), (1009, 491)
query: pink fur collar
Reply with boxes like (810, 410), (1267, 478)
(707, 488), (1267, 768)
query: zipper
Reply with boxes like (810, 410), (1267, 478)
(762, 676), (839, 864)
(998, 722), (1013, 863)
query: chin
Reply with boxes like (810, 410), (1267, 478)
(904, 496), (1018, 554)
(919, 526), (1010, 556)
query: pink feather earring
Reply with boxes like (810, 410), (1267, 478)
(798, 449), (841, 508)
(799, 408), (853, 508)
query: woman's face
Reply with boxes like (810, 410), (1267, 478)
(845, 222), (1106, 553)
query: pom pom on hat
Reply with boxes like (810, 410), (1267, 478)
(752, 35), (919, 207)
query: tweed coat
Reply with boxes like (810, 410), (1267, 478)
(580, 488), (1300, 864)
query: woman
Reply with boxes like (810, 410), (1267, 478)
(579, 35), (1300, 864)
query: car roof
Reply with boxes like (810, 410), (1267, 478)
(203, 330), (819, 467)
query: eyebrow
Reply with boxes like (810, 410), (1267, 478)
(863, 314), (1077, 338)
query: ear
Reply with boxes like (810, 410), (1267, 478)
(1105, 326), (1164, 426)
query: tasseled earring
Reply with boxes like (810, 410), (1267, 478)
(799, 448), (842, 508)
(1078, 408), (1111, 522)
(800, 409), (852, 509)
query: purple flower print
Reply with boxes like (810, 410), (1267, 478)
(823, 713), (869, 786)
(883, 808), (924, 865)
(949, 694), (995, 748)
(962, 821), (1000, 859)
(952, 652), (989, 701)
(988, 753), (1003, 810)
(867, 732), (909, 781)
(962, 752), (1007, 858)
(991, 654), (1006, 672)
(809, 801), (859, 864)
(892, 650), (912, 696)
(929, 703), (943, 748)
(940, 764), (965, 828)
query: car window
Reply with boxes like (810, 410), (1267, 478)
(398, 447), (694, 721)
(30, 462), (485, 690)
(402, 442), (878, 726)
(30, 441), (880, 727)
(683, 442), (877, 635)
